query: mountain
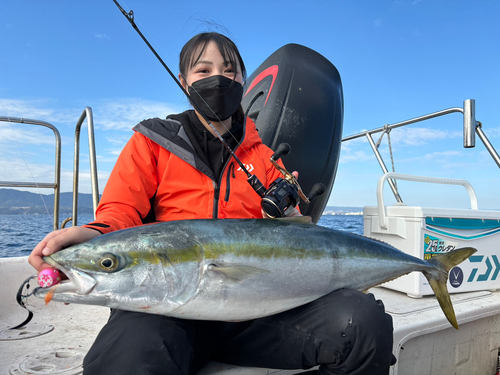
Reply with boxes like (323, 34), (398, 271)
(0, 188), (363, 216)
(0, 188), (98, 215)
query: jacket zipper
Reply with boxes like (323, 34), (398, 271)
(213, 159), (235, 218)
(224, 162), (235, 202)
(212, 118), (247, 218)
(212, 182), (220, 218)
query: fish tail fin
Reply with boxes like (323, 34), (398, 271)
(423, 247), (477, 330)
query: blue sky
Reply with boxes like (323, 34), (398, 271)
(1, 0), (499, 211)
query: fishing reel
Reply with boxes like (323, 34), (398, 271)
(260, 143), (326, 218)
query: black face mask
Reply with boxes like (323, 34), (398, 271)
(188, 75), (243, 122)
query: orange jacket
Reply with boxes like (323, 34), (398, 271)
(83, 116), (285, 234)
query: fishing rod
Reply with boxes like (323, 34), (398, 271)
(112, 0), (325, 217)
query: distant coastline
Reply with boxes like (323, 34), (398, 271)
(0, 188), (363, 216)
(0, 188), (97, 215)
(322, 208), (363, 216)
(0, 206), (96, 215)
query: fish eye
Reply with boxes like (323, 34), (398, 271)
(98, 254), (119, 272)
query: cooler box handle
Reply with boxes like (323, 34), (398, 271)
(377, 172), (478, 229)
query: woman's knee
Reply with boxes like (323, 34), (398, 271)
(336, 289), (392, 333)
(83, 310), (197, 375)
(317, 289), (394, 374)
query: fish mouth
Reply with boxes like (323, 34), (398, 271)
(35, 257), (97, 297)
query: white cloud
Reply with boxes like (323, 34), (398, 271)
(0, 98), (57, 119)
(0, 98), (83, 125)
(96, 153), (121, 163)
(339, 150), (373, 164)
(98, 135), (130, 160)
(0, 125), (56, 146)
(59, 169), (110, 193)
(343, 127), (461, 148)
(339, 138), (375, 163)
(400, 150), (463, 163)
(341, 127), (461, 153)
(106, 135), (130, 146)
(388, 127), (461, 146)
(425, 150), (462, 159)
(93, 99), (184, 131)
(0, 157), (110, 194)
(106, 148), (125, 157)
(373, 18), (382, 28)
(339, 126), (465, 166)
(0, 97), (184, 132)
(483, 127), (500, 138)
(0, 158), (55, 186)
(94, 33), (108, 39)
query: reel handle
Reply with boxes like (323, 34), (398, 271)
(262, 142), (326, 218)
(307, 183), (326, 202)
(271, 143), (291, 161)
(269, 143), (324, 205)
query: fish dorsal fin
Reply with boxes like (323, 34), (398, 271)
(351, 232), (398, 249)
(275, 216), (313, 224)
(208, 264), (270, 282)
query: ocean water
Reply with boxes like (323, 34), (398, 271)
(0, 214), (96, 258)
(0, 214), (364, 258)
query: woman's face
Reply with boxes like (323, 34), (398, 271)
(180, 41), (244, 89)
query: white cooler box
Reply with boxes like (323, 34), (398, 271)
(363, 173), (500, 298)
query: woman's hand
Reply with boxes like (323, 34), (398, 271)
(28, 227), (101, 272)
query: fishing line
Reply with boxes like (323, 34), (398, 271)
(177, 73), (263, 169)
(119, 0), (246, 147)
(113, 1), (327, 216)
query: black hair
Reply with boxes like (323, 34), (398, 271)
(179, 32), (247, 81)
(179, 32), (246, 124)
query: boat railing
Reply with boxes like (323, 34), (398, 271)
(0, 107), (100, 230)
(341, 99), (500, 203)
(71, 107), (99, 227)
(0, 116), (62, 231)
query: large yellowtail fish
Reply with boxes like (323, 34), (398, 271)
(34, 218), (476, 329)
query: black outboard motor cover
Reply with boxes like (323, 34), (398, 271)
(242, 44), (344, 223)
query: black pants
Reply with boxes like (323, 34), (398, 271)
(83, 289), (394, 375)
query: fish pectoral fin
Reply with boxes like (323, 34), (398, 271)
(208, 264), (270, 281)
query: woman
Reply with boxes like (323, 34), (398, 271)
(29, 32), (394, 375)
